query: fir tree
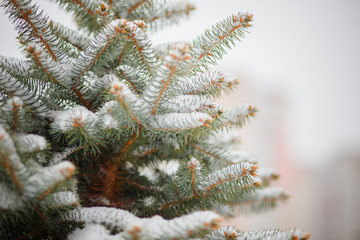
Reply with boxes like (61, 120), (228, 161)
(0, 0), (310, 239)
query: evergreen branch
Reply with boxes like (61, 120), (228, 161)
(95, 2), (114, 26)
(110, 80), (150, 124)
(205, 162), (259, 191)
(0, 55), (31, 77)
(71, 0), (95, 15)
(27, 161), (75, 200)
(149, 112), (213, 131)
(160, 163), (259, 213)
(50, 106), (102, 152)
(127, 22), (156, 77)
(117, 65), (145, 93)
(188, 157), (202, 196)
(51, 0), (97, 31)
(143, 43), (192, 114)
(0, 126), (29, 193)
(190, 13), (253, 72)
(70, 19), (155, 79)
(0, 68), (51, 117)
(203, 226), (238, 240)
(127, 0), (150, 15)
(63, 207), (221, 240)
(203, 227), (311, 240)
(153, 41), (190, 60)
(125, 210), (221, 240)
(49, 20), (90, 51)
(96, 100), (121, 129)
(61, 207), (141, 230)
(85, 73), (114, 101)
(68, 223), (126, 240)
(132, 145), (160, 157)
(2, 0), (64, 61)
(204, 128), (240, 147)
(233, 229), (310, 240)
(51, 106), (99, 134)
(26, 44), (92, 109)
(138, 1), (195, 31)
(221, 103), (257, 127)
(0, 183), (24, 210)
(179, 70), (239, 96)
(8, 97), (22, 131)
(17, 134), (47, 153)
(192, 143), (254, 165)
(43, 191), (79, 208)
(159, 95), (214, 113)
(121, 131), (139, 153)
(48, 147), (75, 165)
(27, 44), (72, 88)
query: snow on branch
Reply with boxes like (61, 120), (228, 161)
(110, 80), (150, 124)
(25, 161), (75, 199)
(192, 143), (254, 165)
(68, 223), (124, 240)
(236, 229), (310, 240)
(125, 210), (221, 240)
(52, 106), (99, 134)
(1, 97), (25, 131)
(116, 0), (153, 18)
(95, 2), (114, 26)
(159, 95), (214, 113)
(143, 43), (192, 115)
(221, 103), (257, 127)
(96, 100), (122, 129)
(0, 68), (51, 117)
(51, 106), (102, 152)
(179, 70), (239, 96)
(0, 125), (29, 193)
(202, 228), (310, 240)
(0, 183), (24, 210)
(117, 65), (146, 93)
(70, 19), (156, 78)
(49, 20), (90, 50)
(133, 1), (195, 30)
(205, 162), (260, 192)
(48, 147), (76, 165)
(62, 207), (140, 230)
(27, 44), (73, 88)
(63, 207), (222, 240)
(203, 226), (239, 240)
(149, 112), (213, 131)
(204, 128), (240, 147)
(17, 134), (47, 153)
(191, 12), (253, 72)
(0, 55), (31, 77)
(86, 73), (115, 99)
(153, 41), (190, 59)
(43, 191), (79, 208)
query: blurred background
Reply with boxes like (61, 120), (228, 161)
(1, 0), (360, 239)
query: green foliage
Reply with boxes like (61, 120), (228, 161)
(0, 0), (308, 239)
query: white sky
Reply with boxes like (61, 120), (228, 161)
(1, 0), (360, 166)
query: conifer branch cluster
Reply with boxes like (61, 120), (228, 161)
(0, 0), (309, 239)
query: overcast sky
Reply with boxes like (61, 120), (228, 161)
(1, 0), (360, 166)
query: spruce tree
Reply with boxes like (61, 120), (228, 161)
(0, 0), (310, 239)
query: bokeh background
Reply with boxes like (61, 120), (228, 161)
(1, 0), (360, 239)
